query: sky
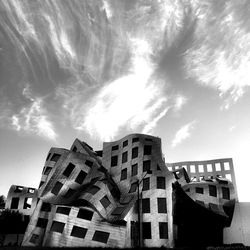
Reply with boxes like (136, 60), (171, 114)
(0, 0), (250, 202)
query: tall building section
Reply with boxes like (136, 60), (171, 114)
(5, 134), (237, 248)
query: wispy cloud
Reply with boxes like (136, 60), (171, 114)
(172, 121), (197, 147)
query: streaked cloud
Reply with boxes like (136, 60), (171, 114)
(172, 121), (197, 147)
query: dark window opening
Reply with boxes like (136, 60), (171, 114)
(85, 160), (93, 167)
(50, 153), (61, 162)
(10, 197), (19, 209)
(132, 164), (138, 176)
(132, 137), (139, 143)
(111, 206), (126, 216)
(75, 170), (87, 184)
(209, 185), (217, 197)
(222, 187), (230, 200)
(142, 222), (151, 239)
(62, 163), (75, 177)
(122, 151), (128, 163)
(100, 195), (111, 208)
(56, 206), (71, 215)
(30, 234), (39, 244)
(185, 188), (190, 192)
(132, 147), (138, 159)
(158, 198), (167, 213)
(71, 226), (87, 238)
(87, 185), (100, 195)
(50, 221), (65, 233)
(157, 177), (166, 189)
(121, 168), (127, 181)
(145, 138), (153, 142)
(63, 188), (76, 199)
(51, 181), (63, 195)
(159, 222), (168, 239)
(144, 145), (152, 155)
(143, 160), (151, 172)
(142, 198), (150, 213)
(111, 155), (118, 167)
(112, 145), (119, 151)
(41, 202), (51, 212)
(72, 146), (77, 152)
(44, 167), (52, 175)
(23, 197), (32, 209)
(46, 153), (51, 161)
(92, 230), (110, 243)
(36, 218), (48, 229)
(142, 177), (150, 191)
(123, 140), (128, 147)
(196, 187), (204, 194)
(129, 182), (137, 193)
(157, 164), (161, 170)
(196, 200), (205, 206)
(77, 208), (93, 220)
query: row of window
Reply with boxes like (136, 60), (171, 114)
(134, 197), (167, 214)
(33, 220), (110, 243)
(187, 185), (230, 200)
(13, 186), (35, 194)
(111, 138), (153, 151)
(129, 176), (166, 193)
(10, 197), (33, 209)
(171, 162), (231, 173)
(131, 221), (168, 239)
(111, 146), (152, 167)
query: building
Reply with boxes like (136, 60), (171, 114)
(5, 134), (237, 248)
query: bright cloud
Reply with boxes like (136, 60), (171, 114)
(172, 121), (196, 147)
(11, 97), (57, 141)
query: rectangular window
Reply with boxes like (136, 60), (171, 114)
(123, 140), (128, 147)
(198, 165), (204, 173)
(75, 170), (87, 184)
(23, 197), (32, 209)
(157, 177), (166, 189)
(41, 202), (51, 212)
(85, 160), (93, 167)
(36, 218), (48, 229)
(28, 188), (35, 193)
(77, 208), (93, 220)
(157, 198), (167, 213)
(142, 177), (150, 191)
(63, 188), (76, 198)
(224, 162), (230, 171)
(111, 155), (118, 167)
(100, 195), (111, 208)
(111, 206), (126, 216)
(142, 222), (151, 239)
(50, 153), (61, 162)
(129, 182), (138, 193)
(46, 153), (51, 161)
(207, 164), (213, 172)
(215, 163), (221, 171)
(142, 198), (150, 213)
(87, 185), (100, 195)
(222, 187), (230, 200)
(111, 145), (119, 151)
(226, 174), (232, 181)
(50, 221), (65, 233)
(196, 200), (205, 206)
(39, 181), (44, 188)
(132, 137), (139, 143)
(56, 206), (71, 215)
(44, 167), (52, 175)
(132, 147), (138, 159)
(62, 163), (75, 177)
(10, 197), (19, 209)
(143, 160), (151, 172)
(190, 165), (196, 173)
(131, 164), (138, 176)
(159, 222), (168, 239)
(122, 151), (128, 163)
(29, 234), (39, 244)
(209, 185), (217, 197)
(144, 145), (152, 155)
(71, 226), (87, 239)
(51, 181), (63, 195)
(92, 230), (110, 243)
(196, 187), (204, 194)
(121, 168), (127, 181)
